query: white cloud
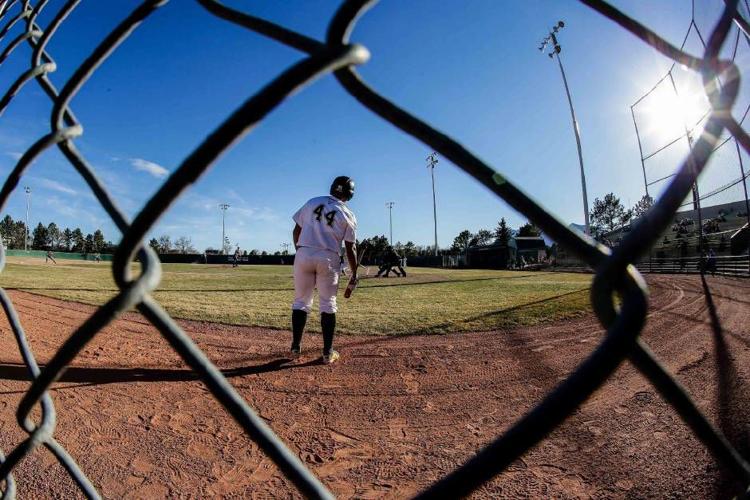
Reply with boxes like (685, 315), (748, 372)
(6, 152), (22, 161)
(38, 177), (77, 196)
(130, 158), (169, 178)
(227, 189), (247, 204)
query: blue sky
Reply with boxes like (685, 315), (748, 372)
(0, 0), (748, 252)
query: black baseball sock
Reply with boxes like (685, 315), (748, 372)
(291, 309), (307, 350)
(321, 312), (336, 356)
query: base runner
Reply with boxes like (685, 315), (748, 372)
(290, 176), (358, 364)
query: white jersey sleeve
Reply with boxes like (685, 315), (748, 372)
(294, 196), (357, 254)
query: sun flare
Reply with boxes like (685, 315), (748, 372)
(640, 81), (710, 146)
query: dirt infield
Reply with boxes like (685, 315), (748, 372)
(0, 274), (748, 498)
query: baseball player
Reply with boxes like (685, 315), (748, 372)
(290, 176), (358, 365)
(233, 247), (241, 268)
(376, 245), (406, 277)
(45, 250), (57, 264)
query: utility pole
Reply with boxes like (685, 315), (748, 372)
(426, 152), (439, 255)
(281, 242), (290, 254)
(539, 21), (590, 236)
(24, 186), (31, 251)
(385, 202), (395, 245)
(219, 203), (230, 254)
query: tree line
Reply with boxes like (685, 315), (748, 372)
(358, 218), (532, 259)
(444, 193), (655, 254)
(589, 193), (653, 242)
(0, 215), (114, 253)
(448, 217), (537, 254)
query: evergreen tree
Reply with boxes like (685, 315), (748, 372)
(0, 215), (14, 247)
(61, 228), (73, 251)
(589, 193), (632, 240)
(632, 194), (654, 219)
(84, 233), (94, 253)
(13, 221), (27, 249)
(495, 218), (511, 247)
(47, 222), (61, 250)
(32, 222), (49, 249)
(92, 229), (105, 252)
(517, 222), (541, 237)
(450, 230), (474, 253)
(71, 228), (85, 252)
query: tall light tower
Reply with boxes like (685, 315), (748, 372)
(385, 202), (395, 245)
(281, 242), (290, 254)
(24, 186), (31, 251)
(219, 203), (230, 254)
(539, 21), (590, 236)
(426, 152), (439, 255)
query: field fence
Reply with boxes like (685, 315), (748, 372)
(0, 0), (749, 498)
(639, 254), (750, 276)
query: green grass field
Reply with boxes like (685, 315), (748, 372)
(0, 257), (593, 335)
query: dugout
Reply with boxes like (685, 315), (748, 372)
(466, 239), (515, 269)
(467, 236), (547, 269)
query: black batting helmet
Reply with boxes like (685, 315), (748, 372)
(330, 176), (355, 201)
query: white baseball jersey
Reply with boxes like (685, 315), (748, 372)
(293, 195), (357, 253)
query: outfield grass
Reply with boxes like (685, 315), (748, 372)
(0, 257), (592, 335)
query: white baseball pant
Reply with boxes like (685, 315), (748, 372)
(292, 246), (341, 314)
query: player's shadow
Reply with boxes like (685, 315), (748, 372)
(700, 275), (750, 499)
(0, 357), (321, 392)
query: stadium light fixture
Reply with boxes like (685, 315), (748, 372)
(538, 21), (590, 236)
(219, 203), (230, 254)
(24, 186), (31, 251)
(426, 152), (439, 255)
(385, 202), (395, 245)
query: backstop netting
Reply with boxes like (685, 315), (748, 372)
(631, 0), (750, 212)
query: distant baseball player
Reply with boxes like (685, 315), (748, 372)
(45, 250), (57, 264)
(376, 245), (406, 277)
(290, 176), (358, 365)
(233, 247), (241, 268)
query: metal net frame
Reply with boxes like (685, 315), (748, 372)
(631, 0), (750, 215)
(0, 0), (748, 498)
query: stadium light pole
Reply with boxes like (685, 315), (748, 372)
(427, 152), (439, 255)
(24, 186), (31, 251)
(219, 203), (230, 254)
(385, 201), (395, 245)
(539, 21), (590, 236)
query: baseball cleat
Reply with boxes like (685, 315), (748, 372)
(290, 347), (301, 359)
(322, 350), (340, 365)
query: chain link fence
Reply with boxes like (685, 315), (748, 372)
(0, 0), (749, 498)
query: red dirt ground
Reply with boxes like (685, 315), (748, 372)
(0, 274), (748, 498)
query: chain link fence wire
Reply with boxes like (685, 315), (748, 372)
(0, 0), (748, 498)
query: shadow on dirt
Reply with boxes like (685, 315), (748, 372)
(700, 275), (750, 499)
(0, 356), (322, 391)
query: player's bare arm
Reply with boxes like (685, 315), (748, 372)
(345, 241), (357, 279)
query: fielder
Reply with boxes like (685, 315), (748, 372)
(290, 176), (358, 365)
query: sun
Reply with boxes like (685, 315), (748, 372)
(639, 79), (710, 146)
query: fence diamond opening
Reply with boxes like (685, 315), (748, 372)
(0, 0), (749, 498)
